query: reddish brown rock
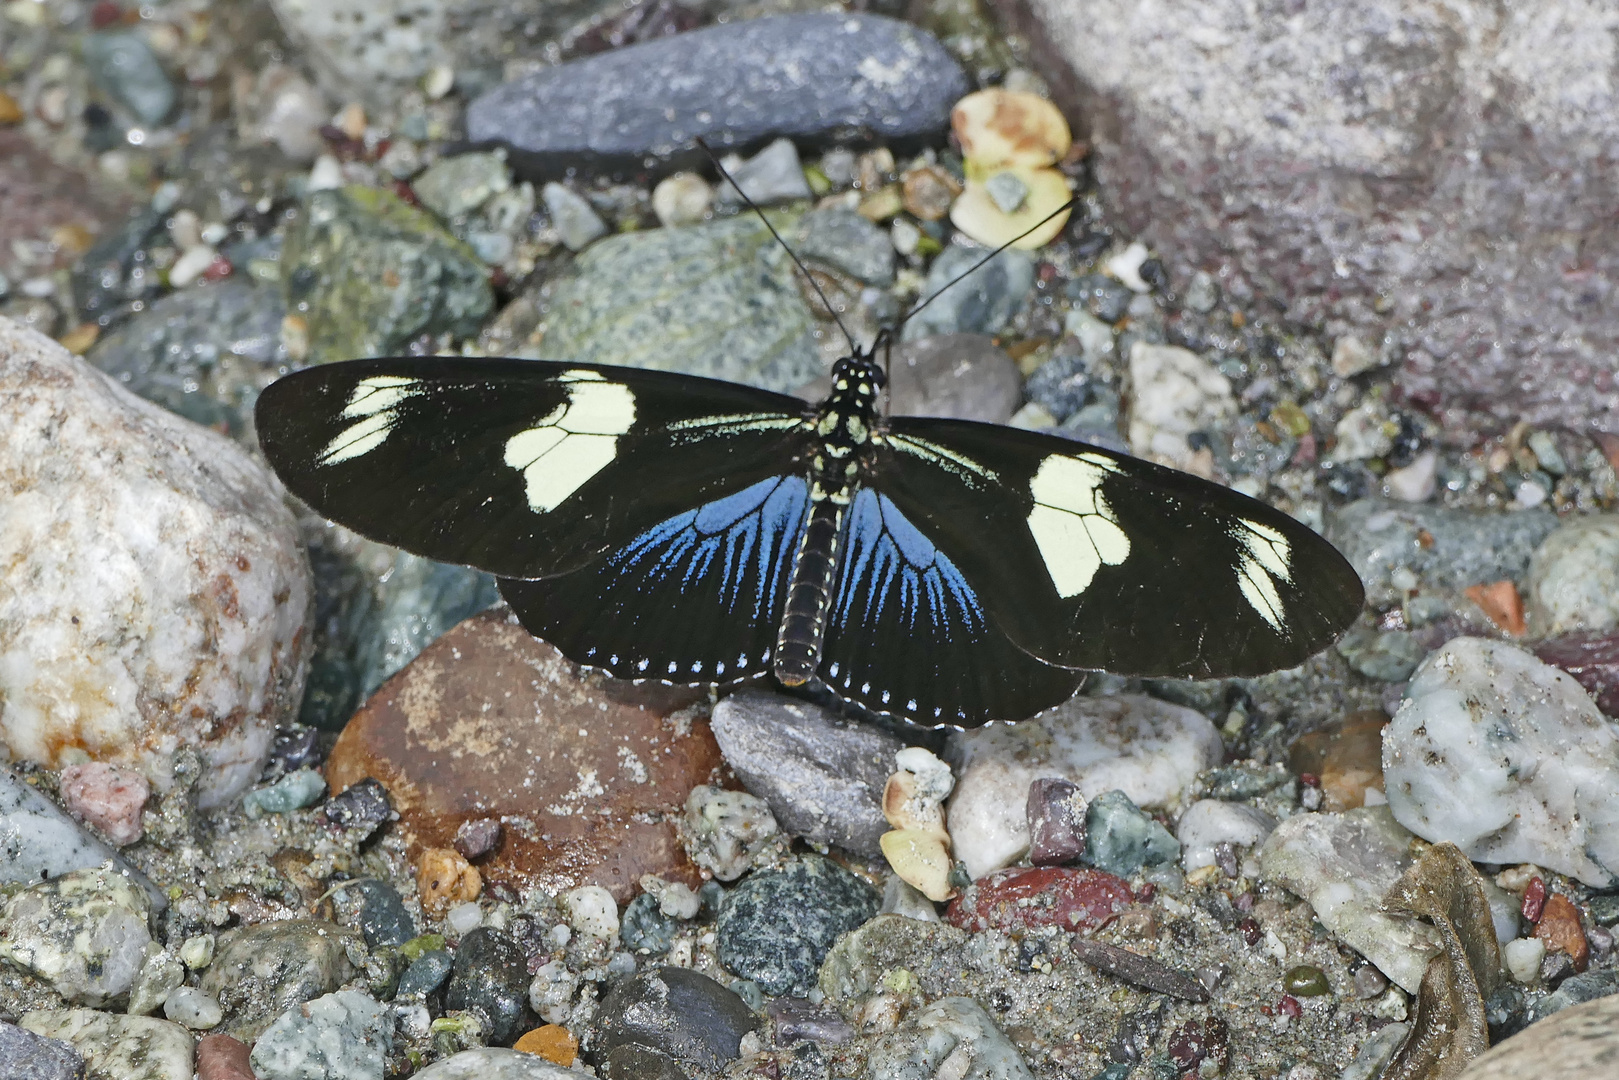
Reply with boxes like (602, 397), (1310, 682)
(1289, 711), (1389, 812)
(945, 867), (1136, 933)
(57, 761), (149, 845)
(1535, 634), (1619, 718)
(324, 611), (725, 902)
(1535, 893), (1590, 972)
(196, 1033), (256, 1080)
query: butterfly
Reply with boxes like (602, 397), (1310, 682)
(255, 330), (1364, 728)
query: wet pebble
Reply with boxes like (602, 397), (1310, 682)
(83, 30), (175, 126)
(195, 1033), (253, 1080)
(1175, 800), (1275, 872)
(335, 878), (415, 949)
(0, 1019), (85, 1080)
(948, 693), (1223, 878)
(320, 778), (392, 841)
(414, 1046), (580, 1078)
(1026, 777), (1087, 866)
(20, 1011), (192, 1080)
(588, 965), (758, 1075)
(0, 866), (151, 1006)
(867, 996), (1031, 1080)
(716, 855), (880, 996)
(199, 920), (359, 1041)
(1068, 273), (1135, 324)
(242, 768), (326, 818)
(902, 242), (1034, 340)
(163, 987), (223, 1031)
(709, 688), (900, 857)
(652, 173), (712, 227)
(946, 866), (1134, 933)
(527, 960), (578, 1025)
(1525, 516), (1619, 636)
(0, 768), (162, 906)
(620, 893), (679, 955)
(791, 207), (895, 287)
(250, 990), (391, 1080)
(540, 183), (608, 252)
(444, 928), (534, 1047)
(453, 817), (501, 860)
(1384, 637), (1619, 887)
(412, 153), (511, 222)
(714, 138), (813, 207)
(395, 949), (453, 1000)
(467, 14), (966, 177)
(56, 762), (148, 846)
(0, 326), (311, 808)
(681, 785), (779, 882)
(1084, 789), (1180, 877)
(128, 948), (185, 1017)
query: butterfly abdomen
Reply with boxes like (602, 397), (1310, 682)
(774, 491), (845, 686)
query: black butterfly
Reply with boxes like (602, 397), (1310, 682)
(255, 333), (1364, 728)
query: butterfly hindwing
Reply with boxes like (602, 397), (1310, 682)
(499, 475), (810, 685)
(254, 357), (810, 578)
(874, 417), (1366, 678)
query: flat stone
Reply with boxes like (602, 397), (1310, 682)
(1457, 991), (1619, 1080)
(249, 990), (390, 1080)
(0, 1018), (86, 1080)
(716, 855), (880, 996)
(867, 997), (1032, 1080)
(1026, 777), (1087, 866)
(709, 688), (901, 858)
(324, 611), (723, 902)
(1383, 637), (1619, 888)
(412, 153), (512, 222)
(20, 1011), (192, 1080)
(198, 919), (360, 1042)
(0, 866), (151, 1006)
(945, 867), (1135, 934)
(395, 950), (453, 1000)
(332, 878), (414, 950)
(412, 1047), (580, 1080)
(0, 767), (164, 909)
(0, 322), (311, 807)
(1257, 805), (1443, 994)
(588, 966), (758, 1074)
(948, 693), (1224, 879)
(901, 243), (1034, 342)
(540, 183), (608, 252)
(1525, 516), (1619, 637)
(466, 14), (967, 179)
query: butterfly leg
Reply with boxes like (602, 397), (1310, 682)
(773, 493), (846, 686)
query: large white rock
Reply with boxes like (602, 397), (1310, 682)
(1382, 637), (1619, 887)
(0, 319), (311, 808)
(947, 693), (1223, 879)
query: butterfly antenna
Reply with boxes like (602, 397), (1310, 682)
(894, 195), (1081, 335)
(695, 137), (859, 356)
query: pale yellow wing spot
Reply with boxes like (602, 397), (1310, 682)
(318, 375), (421, 465)
(1025, 454), (1131, 598)
(504, 375), (638, 513)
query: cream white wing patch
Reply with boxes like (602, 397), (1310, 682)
(317, 376), (422, 465)
(504, 370), (637, 513)
(1232, 518), (1293, 632)
(1026, 453), (1131, 598)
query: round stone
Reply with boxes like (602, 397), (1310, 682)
(1284, 965), (1331, 997)
(715, 855), (880, 996)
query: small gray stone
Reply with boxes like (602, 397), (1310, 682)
(541, 183), (608, 252)
(0, 866), (151, 1007)
(412, 1047), (580, 1080)
(1525, 516), (1619, 637)
(681, 785), (779, 882)
(127, 948), (185, 1017)
(1183, 271), (1220, 314)
(443, 928), (533, 1047)
(866, 997), (1032, 1080)
(984, 171), (1030, 214)
(1067, 273), (1135, 325)
(0, 1019), (86, 1080)
(715, 139), (813, 207)
(902, 243), (1035, 342)
(589, 965), (759, 1074)
(1026, 350), (1095, 422)
(709, 689), (901, 858)
(1335, 626), (1427, 682)
(161, 987), (222, 1030)
(320, 778), (393, 842)
(0, 769), (164, 910)
(200, 919), (359, 1042)
(1526, 969), (1619, 1025)
(1084, 789), (1180, 877)
(880, 875), (941, 923)
(395, 950), (453, 1000)
(19, 1011), (192, 1080)
(84, 31), (176, 126)
(1340, 1022), (1408, 1080)
(250, 990), (390, 1080)
(620, 893), (679, 955)
(792, 208), (895, 287)
(466, 14), (966, 179)
(412, 153), (511, 222)
(333, 878), (414, 950)
(716, 855), (879, 996)
(242, 768), (325, 817)
(1175, 800), (1275, 872)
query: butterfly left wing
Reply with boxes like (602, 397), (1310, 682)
(868, 417), (1365, 679)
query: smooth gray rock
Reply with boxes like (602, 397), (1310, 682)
(0, 1020), (85, 1080)
(588, 966), (758, 1074)
(792, 208), (895, 287)
(412, 153), (511, 222)
(250, 990), (390, 1080)
(467, 14), (967, 178)
(713, 138), (813, 208)
(1002, 0), (1619, 437)
(1457, 992), (1619, 1080)
(716, 855), (880, 997)
(0, 866), (151, 1007)
(0, 768), (164, 910)
(541, 183), (608, 252)
(83, 31), (176, 126)
(710, 689), (901, 858)
(902, 243), (1035, 341)
(412, 1048), (579, 1080)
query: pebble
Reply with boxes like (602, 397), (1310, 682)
(195, 1033), (254, 1080)
(395, 949), (453, 1000)
(1084, 789), (1180, 877)
(562, 885), (620, 940)
(0, 770), (163, 911)
(1125, 341), (1237, 475)
(334, 878), (415, 949)
(1534, 633), (1619, 718)
(714, 138), (813, 207)
(413, 1047), (580, 1079)
(946, 866), (1135, 933)
(881, 874), (942, 923)
(1324, 499), (1558, 608)
(247, 64), (329, 163)
(1385, 449), (1439, 502)
(417, 847), (481, 917)
(1334, 625), (1427, 682)
(588, 966), (759, 1074)
(83, 30), (176, 126)
(128, 948), (185, 1017)
(1525, 515), (1619, 636)
(1457, 991), (1619, 1080)
(651, 173), (713, 227)
(444, 928), (533, 1047)
(681, 785), (780, 882)
(199, 920), (359, 1042)
(1026, 349), (1097, 422)
(540, 183), (608, 252)
(1026, 777), (1088, 865)
(716, 855), (880, 996)
(948, 693), (1223, 878)
(866, 996), (1032, 1080)
(454, 818), (501, 860)
(1183, 271), (1221, 314)
(709, 689), (900, 857)
(1535, 893), (1589, 971)
(527, 960), (578, 1025)
(55, 762), (148, 846)
(250, 990), (391, 1080)
(466, 14), (966, 177)
(0, 866), (151, 1006)
(242, 768), (326, 818)
(1176, 800), (1276, 872)
(519, 215), (819, 392)
(0, 325), (311, 807)
(281, 187), (493, 365)
(163, 987), (223, 1030)
(20, 1011), (193, 1080)
(512, 1024), (576, 1066)
(0, 1019), (86, 1080)
(1283, 965), (1330, 997)
(1503, 937), (1545, 983)
(901, 242), (1035, 341)
(412, 152), (511, 221)
(1256, 806), (1442, 993)
(791, 207), (895, 287)
(324, 612), (721, 903)
(320, 778), (392, 841)
(1067, 273), (1136, 324)
(620, 893), (678, 955)
(1383, 637), (1619, 887)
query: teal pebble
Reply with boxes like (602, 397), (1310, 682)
(243, 768), (326, 818)
(1084, 789), (1180, 877)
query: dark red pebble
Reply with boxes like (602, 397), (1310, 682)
(1522, 876), (1547, 922)
(1279, 994), (1302, 1018)
(1238, 917), (1262, 946)
(945, 866), (1136, 933)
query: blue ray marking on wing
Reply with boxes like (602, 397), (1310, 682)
(834, 489), (983, 636)
(608, 477), (808, 618)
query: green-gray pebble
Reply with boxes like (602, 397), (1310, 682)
(1084, 790), (1181, 877)
(715, 855), (879, 996)
(1284, 964), (1331, 997)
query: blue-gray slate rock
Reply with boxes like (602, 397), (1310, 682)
(336, 878), (415, 949)
(1326, 498), (1560, 608)
(902, 243), (1035, 342)
(1084, 789), (1181, 877)
(716, 855), (880, 996)
(0, 768), (164, 911)
(466, 14), (967, 179)
(793, 208), (895, 288)
(396, 949), (454, 1000)
(620, 892), (679, 955)
(87, 280), (288, 446)
(589, 966), (759, 1074)
(83, 31), (175, 126)
(443, 928), (534, 1046)
(0, 1019), (85, 1080)
(709, 689), (902, 858)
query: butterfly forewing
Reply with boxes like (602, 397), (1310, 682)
(254, 357), (810, 579)
(875, 417), (1365, 679)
